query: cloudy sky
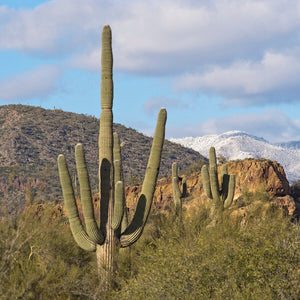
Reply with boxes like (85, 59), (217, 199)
(1, 0), (300, 143)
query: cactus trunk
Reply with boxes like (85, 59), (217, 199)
(96, 25), (115, 287)
(172, 162), (186, 216)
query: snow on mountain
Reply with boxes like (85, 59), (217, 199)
(170, 130), (300, 183)
(277, 141), (300, 150)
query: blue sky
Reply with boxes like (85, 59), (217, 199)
(1, 0), (300, 143)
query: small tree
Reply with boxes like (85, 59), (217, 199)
(217, 154), (228, 165)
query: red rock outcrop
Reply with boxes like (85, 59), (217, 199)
(124, 158), (297, 217)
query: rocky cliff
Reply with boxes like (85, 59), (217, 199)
(125, 158), (298, 217)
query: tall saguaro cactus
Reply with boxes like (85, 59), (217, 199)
(172, 162), (187, 215)
(201, 147), (235, 217)
(57, 25), (167, 289)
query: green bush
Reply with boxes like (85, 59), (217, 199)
(1, 201), (299, 299)
(112, 207), (300, 299)
(0, 205), (98, 299)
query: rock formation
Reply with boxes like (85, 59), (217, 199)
(125, 158), (297, 217)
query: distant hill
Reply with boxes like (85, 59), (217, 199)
(0, 104), (206, 214)
(170, 130), (300, 182)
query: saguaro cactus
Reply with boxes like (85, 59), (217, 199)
(172, 162), (187, 215)
(201, 147), (235, 216)
(57, 25), (167, 288)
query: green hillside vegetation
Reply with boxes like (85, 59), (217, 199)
(1, 193), (299, 299)
(0, 104), (206, 215)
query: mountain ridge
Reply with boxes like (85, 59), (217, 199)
(0, 104), (206, 214)
(170, 130), (300, 182)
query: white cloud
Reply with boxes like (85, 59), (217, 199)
(68, 48), (101, 72)
(1, 0), (300, 70)
(2, 0), (300, 106)
(167, 110), (300, 143)
(177, 51), (300, 105)
(0, 0), (109, 55)
(0, 65), (62, 101)
(143, 97), (187, 115)
(111, 0), (300, 74)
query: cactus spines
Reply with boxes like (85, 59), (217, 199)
(201, 147), (235, 214)
(57, 25), (167, 287)
(172, 162), (187, 215)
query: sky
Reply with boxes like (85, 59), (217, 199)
(0, 0), (300, 143)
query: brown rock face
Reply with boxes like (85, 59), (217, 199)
(270, 195), (296, 216)
(124, 158), (296, 217)
(226, 159), (290, 198)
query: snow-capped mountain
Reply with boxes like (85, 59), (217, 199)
(277, 141), (300, 150)
(170, 131), (300, 183)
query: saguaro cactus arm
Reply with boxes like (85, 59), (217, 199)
(112, 132), (128, 233)
(172, 177), (182, 212)
(201, 147), (235, 210)
(201, 165), (212, 199)
(75, 144), (104, 244)
(112, 180), (124, 231)
(120, 108), (167, 247)
(209, 147), (220, 203)
(57, 154), (97, 252)
(172, 162), (186, 215)
(224, 175), (235, 209)
(182, 178), (187, 197)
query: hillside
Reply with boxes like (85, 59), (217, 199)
(0, 104), (206, 214)
(170, 130), (300, 182)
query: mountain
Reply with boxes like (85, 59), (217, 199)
(0, 104), (206, 214)
(170, 130), (300, 183)
(277, 141), (300, 149)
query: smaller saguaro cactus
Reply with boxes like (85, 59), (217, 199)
(172, 162), (187, 215)
(201, 147), (235, 216)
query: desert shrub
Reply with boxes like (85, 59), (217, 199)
(179, 159), (206, 176)
(112, 207), (300, 299)
(1, 200), (299, 299)
(0, 204), (98, 299)
(236, 186), (271, 208)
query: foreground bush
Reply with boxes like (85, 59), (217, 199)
(1, 201), (299, 299)
(0, 204), (98, 299)
(113, 207), (300, 299)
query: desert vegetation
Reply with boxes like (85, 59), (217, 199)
(1, 194), (299, 299)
